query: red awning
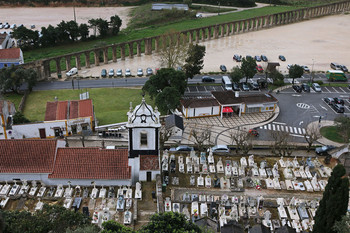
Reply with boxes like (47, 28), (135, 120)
(222, 107), (233, 113)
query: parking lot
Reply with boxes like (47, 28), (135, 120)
(184, 84), (263, 97)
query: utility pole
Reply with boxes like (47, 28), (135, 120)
(73, 0), (77, 23)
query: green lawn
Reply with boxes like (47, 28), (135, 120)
(2, 93), (24, 110)
(320, 126), (346, 143)
(24, 5), (299, 63)
(21, 88), (152, 125)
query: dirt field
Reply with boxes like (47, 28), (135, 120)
(0, 6), (133, 31)
(74, 14), (350, 77)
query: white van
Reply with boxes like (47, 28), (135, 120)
(222, 76), (232, 91)
(66, 67), (78, 77)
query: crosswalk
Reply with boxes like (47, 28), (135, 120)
(259, 123), (306, 136)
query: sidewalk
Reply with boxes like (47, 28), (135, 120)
(306, 120), (344, 147)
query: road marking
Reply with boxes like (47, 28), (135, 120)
(332, 87), (339, 93)
(280, 125), (284, 131)
(340, 95), (349, 98)
(339, 87), (346, 93)
(268, 124), (271, 130)
(324, 87), (331, 93)
(292, 94), (301, 97)
(302, 128), (306, 134)
(296, 103), (310, 109)
(293, 127), (297, 133)
(290, 134), (305, 138)
(276, 125), (280, 131)
(289, 126), (293, 132)
(272, 125), (276, 131)
(298, 128), (302, 134)
(272, 122), (287, 125)
(320, 104), (328, 111)
(285, 127), (289, 132)
(299, 121), (303, 126)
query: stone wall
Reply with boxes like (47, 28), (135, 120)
(23, 1), (350, 80)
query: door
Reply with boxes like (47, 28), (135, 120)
(39, 129), (46, 139)
(146, 172), (152, 182)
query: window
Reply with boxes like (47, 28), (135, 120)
(140, 132), (147, 146)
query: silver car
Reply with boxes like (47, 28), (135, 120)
(116, 69), (122, 76)
(312, 83), (321, 92)
(137, 68), (143, 77)
(125, 69), (131, 77)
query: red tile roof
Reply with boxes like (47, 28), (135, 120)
(48, 148), (131, 180)
(45, 99), (93, 121)
(0, 48), (21, 59)
(140, 155), (159, 171)
(0, 140), (57, 173)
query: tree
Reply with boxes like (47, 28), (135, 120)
(183, 44), (206, 79)
(157, 30), (188, 68)
(289, 64), (304, 84)
(313, 164), (349, 233)
(2, 204), (93, 233)
(13, 111), (30, 124)
(304, 124), (321, 152)
(109, 15), (122, 35)
(40, 25), (58, 47)
(66, 225), (100, 233)
(140, 212), (201, 233)
(333, 214), (350, 233)
(230, 129), (253, 155)
(95, 18), (109, 37)
(240, 57), (257, 83)
(230, 67), (244, 84)
(191, 125), (212, 151)
(79, 23), (89, 41)
(66, 20), (80, 41)
(270, 131), (295, 156)
(143, 68), (187, 114)
(101, 220), (134, 233)
(334, 116), (350, 142)
(269, 70), (284, 86)
(88, 19), (98, 37)
(0, 66), (38, 94)
(12, 26), (39, 49)
(159, 124), (173, 150)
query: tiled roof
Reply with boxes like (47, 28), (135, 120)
(45, 99), (93, 121)
(140, 155), (159, 171)
(0, 139), (57, 173)
(0, 48), (21, 59)
(49, 148), (131, 180)
(181, 98), (219, 108)
(211, 91), (278, 105)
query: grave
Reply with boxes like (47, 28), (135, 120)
(178, 155), (183, 164)
(173, 203), (180, 213)
(197, 174), (204, 187)
(194, 164), (200, 173)
(240, 157), (247, 167)
(200, 203), (208, 216)
(172, 177), (179, 185)
(279, 157), (286, 168)
(209, 164), (216, 173)
(164, 197), (172, 212)
(273, 178), (281, 189)
(179, 163), (185, 173)
(238, 167), (245, 177)
(200, 152), (206, 164)
(183, 193), (191, 202)
(248, 155), (255, 167)
(202, 163), (208, 173)
(190, 175), (196, 186)
(205, 175), (212, 188)
(304, 180), (313, 192)
(187, 163), (193, 173)
(217, 158), (224, 173)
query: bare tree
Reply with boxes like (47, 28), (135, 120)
(304, 124), (321, 152)
(157, 30), (188, 68)
(191, 125), (212, 152)
(101, 139), (105, 149)
(81, 134), (85, 147)
(230, 129), (253, 155)
(270, 131), (295, 156)
(159, 125), (173, 150)
(64, 136), (69, 147)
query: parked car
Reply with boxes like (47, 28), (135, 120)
(323, 97), (334, 105)
(220, 65), (227, 72)
(233, 54), (242, 62)
(125, 68), (131, 77)
(330, 62), (341, 70)
(292, 85), (302, 93)
(31, 24), (36, 29)
(137, 68), (143, 77)
(209, 145), (230, 153)
(261, 55), (268, 62)
(169, 145), (194, 151)
(315, 145), (336, 155)
(202, 76), (215, 83)
(256, 65), (263, 72)
(340, 65), (348, 72)
(66, 67), (78, 77)
(302, 65), (310, 72)
(195, 13), (203, 18)
(233, 83), (240, 91)
(246, 55), (253, 60)
(312, 83), (322, 92)
(108, 69), (114, 77)
(287, 64), (292, 70)
(146, 67), (153, 76)
(250, 81), (260, 90)
(241, 82), (250, 91)
(116, 69), (122, 76)
(254, 55), (261, 62)
(10, 24), (16, 29)
(4, 24), (9, 29)
(301, 83), (310, 92)
(333, 97), (344, 105)
(0, 24), (3, 29)
(101, 69), (107, 77)
(332, 104), (345, 113)
(279, 55), (286, 61)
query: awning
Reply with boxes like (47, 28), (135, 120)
(222, 107), (233, 113)
(247, 104), (264, 108)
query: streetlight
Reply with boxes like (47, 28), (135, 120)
(311, 59), (315, 83)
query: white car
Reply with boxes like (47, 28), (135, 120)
(125, 69), (131, 77)
(108, 69), (114, 77)
(196, 13), (203, 18)
(287, 64), (292, 70)
(209, 145), (230, 153)
(137, 68), (143, 77)
(116, 69), (122, 77)
(302, 65), (310, 72)
(10, 24), (16, 29)
(66, 67), (78, 77)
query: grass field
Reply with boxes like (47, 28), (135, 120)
(24, 5), (299, 65)
(20, 88), (152, 125)
(320, 126), (346, 143)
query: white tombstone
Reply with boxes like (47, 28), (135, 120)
(187, 163), (193, 173)
(186, 156), (191, 164)
(194, 164), (200, 173)
(279, 157), (286, 168)
(217, 158), (224, 173)
(248, 155), (255, 167)
(190, 150), (196, 158)
(208, 153), (214, 164)
(164, 197), (172, 212)
(209, 164), (216, 173)
(293, 157), (300, 168)
(200, 152), (206, 164)
(197, 174), (204, 187)
(178, 156), (184, 164)
(190, 175), (196, 186)
(202, 163), (208, 173)
(240, 157), (247, 167)
(200, 203), (208, 216)
(179, 163), (185, 173)
(205, 175), (212, 188)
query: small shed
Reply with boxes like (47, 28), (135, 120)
(165, 114), (184, 141)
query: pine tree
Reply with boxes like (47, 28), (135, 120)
(313, 164), (349, 233)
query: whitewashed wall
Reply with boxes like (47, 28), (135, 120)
(184, 106), (220, 118)
(7, 121), (67, 139)
(131, 128), (156, 150)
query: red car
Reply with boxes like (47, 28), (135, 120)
(256, 65), (263, 72)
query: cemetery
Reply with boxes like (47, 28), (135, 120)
(160, 149), (334, 232)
